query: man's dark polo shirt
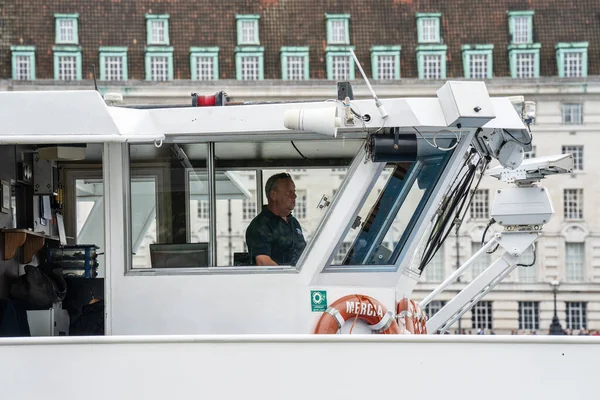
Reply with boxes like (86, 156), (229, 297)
(245, 206), (306, 265)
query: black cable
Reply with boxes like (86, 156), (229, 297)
(502, 128), (533, 146)
(517, 244), (536, 267)
(291, 141), (310, 162)
(480, 218), (496, 247)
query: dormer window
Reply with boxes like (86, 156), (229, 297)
(237, 15), (260, 45)
(417, 13), (441, 43)
(146, 14), (170, 45)
(326, 14), (350, 45)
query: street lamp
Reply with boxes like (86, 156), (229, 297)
(549, 280), (564, 335)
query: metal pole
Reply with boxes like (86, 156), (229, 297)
(207, 142), (217, 266)
(456, 229), (462, 333)
(549, 283), (564, 335)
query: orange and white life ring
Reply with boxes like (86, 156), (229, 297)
(396, 297), (428, 334)
(314, 294), (401, 334)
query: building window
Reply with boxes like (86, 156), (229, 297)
(509, 50), (539, 79)
(424, 300), (446, 317)
(565, 242), (585, 282)
(53, 47), (82, 81)
(334, 242), (352, 264)
(295, 190), (307, 220)
(470, 189), (489, 219)
(562, 103), (583, 125)
(508, 11), (534, 45)
(281, 47), (309, 81)
(197, 200), (209, 220)
(371, 46), (401, 80)
(146, 14), (170, 45)
(145, 48), (174, 81)
(518, 301), (540, 330)
(471, 242), (490, 277)
(326, 14), (350, 45)
(472, 301), (492, 330)
(566, 302), (587, 330)
(10, 46), (36, 81)
(417, 48), (447, 80)
(424, 247), (444, 282)
(99, 47), (128, 81)
(242, 192), (257, 221)
(524, 145), (536, 159)
(556, 43), (588, 78)
(563, 189), (583, 220)
(462, 45), (494, 79)
(55, 14), (79, 44)
(236, 49), (264, 80)
(416, 13), (441, 43)
(517, 245), (537, 282)
(236, 15), (260, 45)
(562, 145), (583, 171)
(190, 47), (219, 81)
(326, 47), (355, 80)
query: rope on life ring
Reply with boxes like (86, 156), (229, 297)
(314, 294), (401, 334)
(396, 297), (428, 334)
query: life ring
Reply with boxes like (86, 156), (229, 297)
(314, 294), (400, 334)
(396, 297), (428, 334)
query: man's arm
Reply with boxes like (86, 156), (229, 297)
(255, 255), (278, 266)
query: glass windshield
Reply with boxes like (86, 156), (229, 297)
(331, 151), (454, 267)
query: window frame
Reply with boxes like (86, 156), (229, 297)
(518, 301), (540, 330)
(145, 47), (174, 81)
(561, 103), (583, 125)
(235, 47), (265, 80)
(55, 13), (79, 45)
(563, 188), (584, 220)
(556, 42), (588, 78)
(565, 242), (585, 282)
(508, 46), (541, 79)
(190, 47), (219, 81)
(424, 246), (444, 282)
(99, 46), (128, 81)
(461, 44), (493, 79)
(471, 301), (493, 330)
(326, 46), (356, 80)
(53, 45), (82, 81)
(280, 47), (310, 81)
(146, 14), (170, 46)
(236, 15), (260, 46)
(370, 46), (401, 80)
(416, 45), (447, 80)
(325, 13), (350, 45)
(508, 11), (534, 45)
(470, 189), (489, 220)
(10, 45), (36, 81)
(566, 302), (587, 330)
(416, 13), (442, 44)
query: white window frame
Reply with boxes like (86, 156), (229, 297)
(53, 46), (82, 81)
(565, 242), (585, 282)
(425, 300), (446, 318)
(236, 15), (260, 45)
(55, 13), (79, 45)
(424, 247), (444, 282)
(566, 302), (587, 330)
(471, 301), (493, 330)
(190, 47), (219, 81)
(295, 190), (307, 220)
(99, 47), (128, 81)
(326, 46), (355, 80)
(518, 301), (540, 330)
(461, 45), (494, 79)
(561, 103), (583, 125)
(563, 189), (583, 220)
(10, 46), (36, 81)
(281, 47), (309, 81)
(556, 42), (588, 78)
(325, 14), (350, 45)
(416, 47), (447, 80)
(146, 14), (170, 46)
(235, 48), (264, 81)
(242, 193), (256, 221)
(470, 189), (489, 220)
(145, 48), (174, 81)
(416, 13), (442, 44)
(508, 11), (534, 45)
(370, 46), (401, 80)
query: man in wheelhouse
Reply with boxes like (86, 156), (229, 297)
(245, 172), (306, 266)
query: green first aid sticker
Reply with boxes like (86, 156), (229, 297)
(310, 290), (327, 312)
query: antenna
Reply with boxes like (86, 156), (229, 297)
(91, 64), (98, 91)
(349, 48), (388, 120)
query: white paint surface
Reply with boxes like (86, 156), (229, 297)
(0, 335), (596, 400)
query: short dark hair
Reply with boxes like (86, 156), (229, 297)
(265, 172), (292, 196)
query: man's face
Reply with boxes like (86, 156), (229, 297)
(272, 178), (296, 213)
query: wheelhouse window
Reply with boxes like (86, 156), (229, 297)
(329, 146), (455, 268)
(126, 140), (359, 271)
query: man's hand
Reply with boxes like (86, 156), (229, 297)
(255, 255), (279, 266)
